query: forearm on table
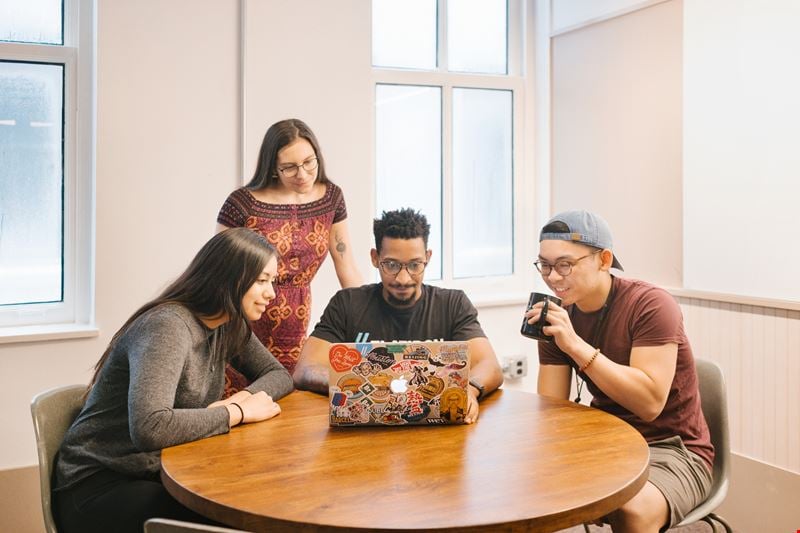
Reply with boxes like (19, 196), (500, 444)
(575, 345), (676, 421)
(467, 338), (504, 397)
(236, 336), (294, 400)
(293, 336), (334, 395)
(130, 406), (230, 451)
(537, 364), (572, 399)
(247, 370), (294, 400)
(470, 359), (503, 397)
(292, 364), (329, 395)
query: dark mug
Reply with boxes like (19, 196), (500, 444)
(520, 292), (562, 342)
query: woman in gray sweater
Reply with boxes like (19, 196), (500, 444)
(53, 228), (294, 533)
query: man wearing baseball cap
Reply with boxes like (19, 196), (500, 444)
(526, 210), (713, 532)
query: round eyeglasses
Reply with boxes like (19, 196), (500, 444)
(534, 250), (600, 277)
(378, 260), (427, 277)
(277, 157), (318, 178)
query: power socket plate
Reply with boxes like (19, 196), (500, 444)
(502, 355), (528, 379)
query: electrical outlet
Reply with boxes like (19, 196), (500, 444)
(502, 355), (528, 379)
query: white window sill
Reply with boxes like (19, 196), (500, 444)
(0, 323), (99, 345)
(469, 292), (528, 309)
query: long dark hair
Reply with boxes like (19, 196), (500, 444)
(246, 118), (330, 189)
(87, 228), (277, 392)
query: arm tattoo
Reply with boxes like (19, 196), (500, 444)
(334, 233), (346, 259)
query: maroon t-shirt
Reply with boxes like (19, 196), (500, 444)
(539, 276), (714, 469)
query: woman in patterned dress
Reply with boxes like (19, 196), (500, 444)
(217, 119), (362, 390)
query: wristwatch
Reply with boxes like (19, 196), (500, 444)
(469, 378), (485, 400)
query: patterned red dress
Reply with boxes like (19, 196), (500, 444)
(217, 183), (348, 390)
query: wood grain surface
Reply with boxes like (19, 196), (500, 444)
(161, 389), (649, 532)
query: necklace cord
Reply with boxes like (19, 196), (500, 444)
(573, 278), (615, 403)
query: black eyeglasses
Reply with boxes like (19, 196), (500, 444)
(534, 250), (600, 277)
(277, 157), (318, 178)
(379, 260), (427, 276)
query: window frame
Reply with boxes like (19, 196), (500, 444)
(0, 0), (95, 341)
(371, 0), (534, 303)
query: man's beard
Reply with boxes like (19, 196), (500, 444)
(386, 286), (417, 307)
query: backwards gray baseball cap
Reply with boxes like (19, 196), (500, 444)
(539, 210), (624, 271)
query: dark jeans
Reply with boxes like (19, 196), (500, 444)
(54, 468), (212, 533)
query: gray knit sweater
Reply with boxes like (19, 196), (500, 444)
(54, 303), (294, 490)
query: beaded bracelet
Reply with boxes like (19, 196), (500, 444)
(579, 348), (601, 373)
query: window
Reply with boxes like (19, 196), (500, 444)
(372, 0), (527, 294)
(0, 0), (94, 336)
(375, 84), (443, 277)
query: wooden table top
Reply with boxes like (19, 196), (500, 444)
(161, 389), (649, 532)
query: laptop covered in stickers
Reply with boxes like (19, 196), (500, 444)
(328, 339), (470, 426)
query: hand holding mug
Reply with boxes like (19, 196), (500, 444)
(520, 292), (562, 342)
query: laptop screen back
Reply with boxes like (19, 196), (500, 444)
(328, 341), (469, 426)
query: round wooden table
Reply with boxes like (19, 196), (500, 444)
(161, 389), (649, 532)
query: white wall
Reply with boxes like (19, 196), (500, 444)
(0, 0), (537, 478)
(683, 0), (800, 301)
(0, 0), (242, 470)
(242, 0), (374, 329)
(551, 0), (665, 34)
(550, 0), (683, 288)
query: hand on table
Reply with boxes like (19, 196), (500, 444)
(464, 386), (480, 424)
(209, 390), (281, 425)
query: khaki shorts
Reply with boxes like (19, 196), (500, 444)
(648, 435), (713, 529)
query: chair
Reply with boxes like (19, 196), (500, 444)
(674, 358), (732, 532)
(30, 384), (87, 533)
(583, 358), (733, 533)
(144, 518), (250, 532)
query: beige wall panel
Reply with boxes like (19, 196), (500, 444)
(0, 0), (241, 469)
(550, 0), (682, 287)
(242, 0), (374, 329)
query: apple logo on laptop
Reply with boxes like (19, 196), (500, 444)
(390, 376), (408, 394)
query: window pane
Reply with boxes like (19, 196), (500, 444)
(0, 61), (64, 305)
(372, 0), (437, 70)
(375, 84), (442, 280)
(448, 0), (507, 74)
(0, 0), (63, 45)
(452, 88), (512, 278)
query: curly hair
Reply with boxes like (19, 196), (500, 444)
(373, 208), (430, 252)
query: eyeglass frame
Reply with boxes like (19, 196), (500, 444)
(378, 259), (428, 277)
(534, 250), (601, 277)
(276, 157), (319, 178)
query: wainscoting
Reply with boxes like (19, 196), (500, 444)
(676, 294), (800, 532)
(676, 296), (800, 474)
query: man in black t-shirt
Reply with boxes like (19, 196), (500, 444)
(293, 208), (503, 422)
